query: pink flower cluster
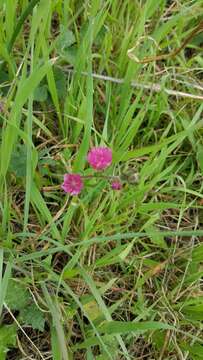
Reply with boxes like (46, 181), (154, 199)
(61, 174), (83, 195)
(61, 147), (122, 196)
(111, 181), (122, 190)
(87, 147), (112, 170)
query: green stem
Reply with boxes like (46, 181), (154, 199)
(82, 174), (119, 180)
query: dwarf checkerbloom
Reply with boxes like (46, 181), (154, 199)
(61, 174), (83, 195)
(87, 147), (112, 170)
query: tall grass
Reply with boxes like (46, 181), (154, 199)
(0, 0), (203, 359)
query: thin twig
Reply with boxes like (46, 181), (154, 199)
(4, 303), (45, 360)
(127, 21), (203, 64)
(159, 330), (171, 360)
(62, 67), (203, 100)
(33, 197), (69, 242)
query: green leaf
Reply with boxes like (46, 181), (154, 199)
(95, 244), (132, 267)
(56, 26), (75, 57)
(33, 84), (48, 102)
(53, 67), (66, 99)
(152, 330), (165, 350)
(19, 303), (45, 331)
(0, 325), (17, 360)
(9, 144), (27, 177)
(80, 269), (130, 357)
(94, 25), (108, 46)
(5, 280), (45, 331)
(99, 321), (173, 335)
(182, 303), (203, 321)
(145, 225), (168, 249)
(73, 334), (118, 353)
(5, 279), (30, 310)
(192, 244), (203, 262)
(181, 342), (203, 359)
(0, 251), (12, 317)
(60, 45), (77, 65)
(83, 300), (102, 321)
(197, 144), (203, 176)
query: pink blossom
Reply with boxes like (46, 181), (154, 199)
(61, 174), (83, 195)
(111, 180), (122, 190)
(87, 147), (112, 170)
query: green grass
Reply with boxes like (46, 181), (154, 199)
(1, 0), (203, 359)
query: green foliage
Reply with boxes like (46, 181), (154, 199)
(9, 144), (27, 178)
(181, 343), (203, 360)
(5, 279), (45, 332)
(5, 279), (30, 310)
(34, 84), (48, 102)
(196, 144), (203, 176)
(19, 303), (45, 331)
(1, 0), (203, 358)
(56, 26), (75, 55)
(56, 26), (77, 65)
(0, 325), (17, 360)
(53, 67), (67, 99)
(99, 321), (173, 335)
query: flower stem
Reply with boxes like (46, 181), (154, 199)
(81, 174), (119, 180)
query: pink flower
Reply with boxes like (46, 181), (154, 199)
(87, 147), (112, 170)
(61, 174), (83, 195)
(111, 180), (122, 190)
